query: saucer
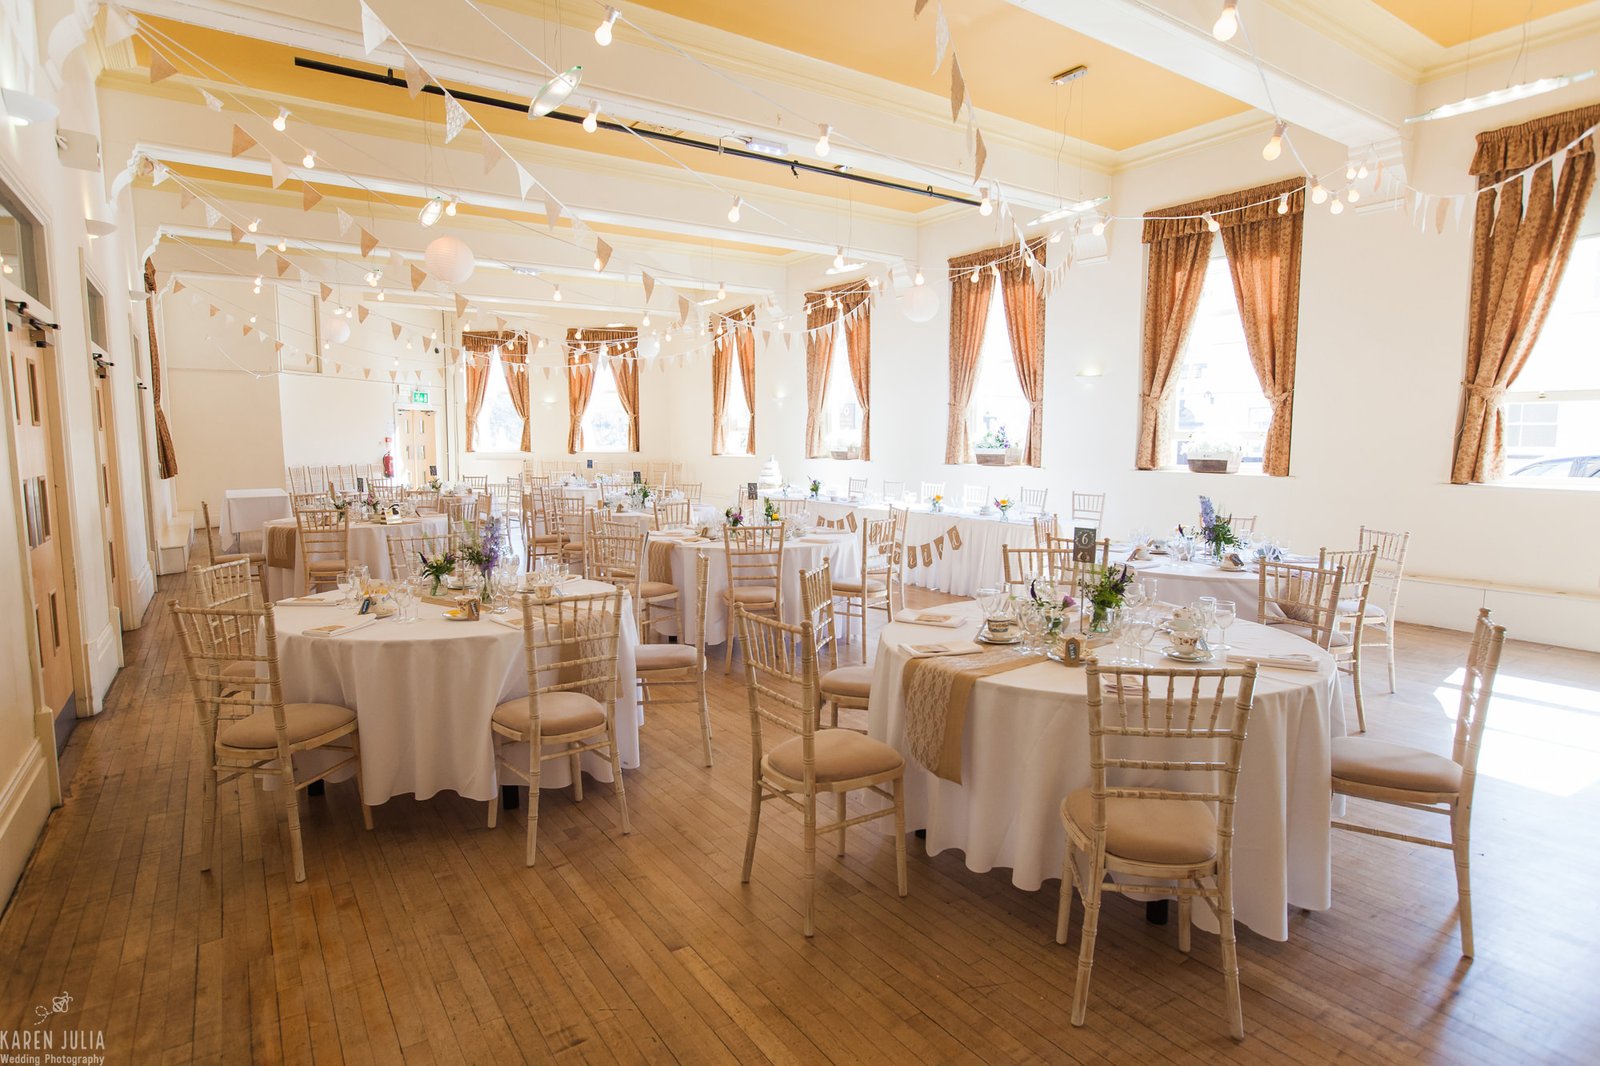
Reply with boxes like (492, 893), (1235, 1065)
(1163, 645), (1213, 663)
(976, 632), (1022, 646)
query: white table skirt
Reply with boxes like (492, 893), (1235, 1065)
(805, 501), (1037, 598)
(868, 601), (1345, 941)
(265, 514), (450, 600)
(271, 579), (640, 803)
(1110, 553), (1319, 623)
(220, 488), (291, 552)
(650, 531), (862, 646)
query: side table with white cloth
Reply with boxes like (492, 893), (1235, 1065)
(219, 487), (291, 553)
(263, 513), (450, 601)
(270, 579), (640, 802)
(868, 599), (1346, 940)
(802, 500), (1037, 597)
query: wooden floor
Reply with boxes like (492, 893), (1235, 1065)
(3, 573), (1598, 1064)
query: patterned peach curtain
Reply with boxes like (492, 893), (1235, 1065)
(996, 239), (1048, 467)
(565, 330), (596, 454)
(1453, 104), (1600, 483)
(945, 250), (997, 463)
(142, 259), (178, 478)
(836, 289), (871, 460)
(710, 320), (733, 455)
(730, 305), (758, 455)
(1138, 218), (1214, 469)
(803, 297), (838, 458)
(461, 330), (519, 452)
(1218, 178), (1306, 476)
(607, 331), (641, 452)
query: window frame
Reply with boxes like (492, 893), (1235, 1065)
(965, 283), (1030, 461)
(579, 357), (632, 454)
(818, 326), (863, 457)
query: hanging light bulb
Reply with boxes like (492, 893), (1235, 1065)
(376, 290), (385, 301)
(1345, 162), (1358, 181)
(978, 186), (993, 216)
(824, 292), (835, 309)
(1203, 211), (1220, 233)
(815, 124), (832, 157)
(277, 238), (288, 252)
(717, 280), (727, 300)
(273, 107), (289, 132)
(641, 313), (651, 327)
(1277, 193), (1289, 215)
(253, 274), (263, 288)
(582, 102), (600, 134)
(727, 196), (743, 223)
(594, 253), (604, 271)
(249, 314), (257, 324)
(833, 246), (846, 270)
(1357, 161), (1370, 180)
(445, 198), (458, 217)
(1212, 0), (1239, 41)
(302, 150), (316, 168)
(969, 268), (981, 283)
(913, 267), (925, 286)
(663, 330), (672, 343)
(418, 197), (444, 227)
(1346, 187), (1360, 203)
(595, 7), (618, 46)
(1330, 198), (1345, 215)
(1092, 219), (1107, 236)
(247, 218), (260, 233)
(1262, 120), (1285, 161)
(552, 284), (563, 301)
(1310, 181), (1328, 204)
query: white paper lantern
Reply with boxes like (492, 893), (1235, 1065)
(637, 332), (661, 360)
(323, 315), (351, 345)
(424, 235), (476, 284)
(900, 284), (938, 323)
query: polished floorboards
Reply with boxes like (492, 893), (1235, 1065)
(2, 572), (1598, 1064)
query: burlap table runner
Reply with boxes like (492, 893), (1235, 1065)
(902, 647), (1047, 782)
(266, 523), (297, 569)
(647, 539), (677, 584)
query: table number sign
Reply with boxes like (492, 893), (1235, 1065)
(634, 470), (643, 484)
(746, 482), (758, 501)
(1073, 526), (1098, 562)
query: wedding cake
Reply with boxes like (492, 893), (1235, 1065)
(758, 455), (783, 492)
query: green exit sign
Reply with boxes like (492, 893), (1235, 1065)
(411, 389), (430, 404)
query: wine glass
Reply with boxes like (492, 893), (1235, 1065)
(1213, 600), (1237, 657)
(1196, 596), (1218, 648)
(1130, 617), (1158, 666)
(336, 570), (354, 607)
(392, 581), (416, 624)
(1141, 578), (1159, 608)
(1018, 601), (1046, 655)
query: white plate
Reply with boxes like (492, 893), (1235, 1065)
(1162, 645), (1213, 663)
(976, 632), (1022, 646)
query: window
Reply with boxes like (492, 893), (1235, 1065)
(970, 288), (1029, 451)
(720, 354), (753, 455)
(1170, 249), (1268, 469)
(820, 328), (861, 456)
(581, 362), (631, 452)
(0, 181), (47, 303)
(1502, 223), (1600, 482)
(474, 349), (524, 453)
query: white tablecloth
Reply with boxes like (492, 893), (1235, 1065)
(264, 514), (449, 600)
(650, 531), (862, 646)
(806, 501), (1037, 597)
(272, 579), (640, 803)
(868, 600), (1345, 941)
(1110, 552), (1318, 623)
(220, 488), (291, 552)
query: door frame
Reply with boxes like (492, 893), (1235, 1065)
(83, 263), (133, 635)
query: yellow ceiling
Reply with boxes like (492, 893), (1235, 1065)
(626, 0), (1252, 151)
(1369, 0), (1597, 46)
(130, 17), (942, 215)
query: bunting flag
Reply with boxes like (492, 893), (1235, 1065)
(594, 237), (613, 272)
(973, 128), (987, 184)
(301, 182), (323, 211)
(454, 292), (469, 316)
(914, 0), (932, 14)
(336, 207), (355, 236)
(1435, 196), (1449, 234)
(149, 51), (179, 84)
(269, 154), (289, 188)
(201, 89), (223, 112)
(230, 124), (257, 158)
(228, 223), (244, 243)
(542, 194), (562, 230)
(363, 368), (372, 379)
(933, 5), (950, 72)
(391, 322), (403, 340)
(950, 56), (966, 121)
(403, 55), (426, 99)
(387, 250), (406, 274)
(677, 295), (692, 321)
(542, 367), (552, 380)
(409, 264), (427, 291)
(357, 305), (369, 323)
(515, 164), (536, 200)
(494, 315), (507, 332)
(319, 282), (333, 302)
(443, 96), (469, 143)
(204, 203), (220, 227)
(641, 270), (656, 302)
(242, 324), (253, 338)
(171, 279), (185, 294)
(359, 0), (390, 54)
(275, 254), (292, 277)
(208, 304), (220, 317)
(482, 131), (504, 173)
(178, 186), (195, 209)
(334, 363), (342, 374)
(104, 6), (140, 46)
(359, 227), (379, 257)
(274, 341), (285, 353)
(389, 370), (398, 382)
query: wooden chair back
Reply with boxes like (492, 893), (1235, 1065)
(677, 481), (703, 504)
(1071, 491), (1106, 528)
(847, 477), (869, 497)
(513, 589), (624, 741)
(1001, 544), (1075, 591)
(386, 531), (461, 580)
(654, 498), (691, 530)
(881, 480), (904, 501)
(1258, 560), (1344, 649)
(1358, 526), (1410, 613)
(463, 475), (489, 493)
(768, 497), (809, 520)
(296, 508), (349, 569)
(919, 481), (946, 504)
(723, 524), (786, 605)
(1020, 486), (1049, 515)
(1452, 608), (1506, 809)
(960, 484), (988, 511)
(192, 558), (255, 607)
(406, 489), (441, 513)
(799, 560), (843, 673)
(168, 601), (282, 735)
(734, 608), (818, 765)
(589, 530), (646, 593)
(1032, 512), (1058, 548)
(1231, 516), (1258, 536)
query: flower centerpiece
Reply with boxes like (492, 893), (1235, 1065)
(762, 497), (780, 524)
(1082, 563), (1135, 633)
(1029, 578), (1078, 643)
(427, 476), (443, 491)
(459, 516), (504, 603)
(993, 496), (1014, 522)
(1185, 439), (1242, 474)
(1181, 495), (1239, 561)
(808, 478), (822, 500)
(418, 549), (456, 597)
(629, 482), (653, 510)
(724, 506), (744, 529)
(929, 493), (944, 513)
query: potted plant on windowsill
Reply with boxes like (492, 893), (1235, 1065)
(974, 426), (1021, 467)
(829, 445), (860, 460)
(1184, 439), (1242, 474)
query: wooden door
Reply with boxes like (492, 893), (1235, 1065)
(397, 408), (438, 486)
(92, 369), (123, 619)
(7, 306), (72, 718)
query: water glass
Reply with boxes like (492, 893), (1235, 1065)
(392, 582), (416, 624)
(1130, 617), (1158, 665)
(336, 571), (354, 607)
(1213, 600), (1237, 656)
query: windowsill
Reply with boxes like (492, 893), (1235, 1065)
(1142, 466), (1283, 478)
(465, 451), (530, 460)
(1458, 477), (1600, 492)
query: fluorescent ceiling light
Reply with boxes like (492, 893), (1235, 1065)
(1050, 65), (1088, 86)
(1030, 196), (1110, 226)
(85, 219), (117, 238)
(511, 265), (541, 277)
(695, 295), (722, 306)
(742, 136), (789, 156)
(1, 88), (58, 127)
(1406, 70), (1594, 123)
(529, 66), (583, 118)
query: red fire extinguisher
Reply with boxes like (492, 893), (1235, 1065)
(382, 437), (395, 479)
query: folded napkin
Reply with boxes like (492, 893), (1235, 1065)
(302, 618), (377, 639)
(490, 611), (526, 631)
(904, 641), (984, 659)
(895, 609), (966, 629)
(799, 535), (837, 544)
(1100, 674), (1147, 693)
(277, 595), (335, 606)
(1233, 652), (1320, 672)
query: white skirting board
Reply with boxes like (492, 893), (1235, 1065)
(85, 615), (122, 715)
(126, 560), (156, 630)
(0, 735), (53, 910)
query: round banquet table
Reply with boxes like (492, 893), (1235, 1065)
(270, 579), (640, 804)
(647, 529), (862, 646)
(806, 501), (1038, 597)
(264, 514), (449, 601)
(867, 599), (1346, 941)
(1109, 551), (1320, 623)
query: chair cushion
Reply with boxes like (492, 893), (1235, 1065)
(491, 691), (607, 737)
(767, 728), (903, 783)
(560, 543), (586, 556)
(1267, 620), (1351, 648)
(635, 643), (699, 671)
(640, 581), (679, 600)
(532, 533), (564, 544)
(723, 586), (777, 605)
(1331, 737), (1462, 794)
(306, 559), (349, 573)
(832, 577), (887, 595)
(218, 703), (355, 749)
(220, 660), (258, 680)
(1063, 789), (1218, 866)
(214, 551), (250, 564)
(819, 665), (874, 699)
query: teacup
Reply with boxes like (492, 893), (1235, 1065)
(1169, 629), (1206, 655)
(983, 617), (1017, 641)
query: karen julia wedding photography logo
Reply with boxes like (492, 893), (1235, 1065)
(1, 992), (107, 1066)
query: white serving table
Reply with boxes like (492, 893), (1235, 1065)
(219, 487), (291, 552)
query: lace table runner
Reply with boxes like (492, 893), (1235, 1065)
(901, 648), (1047, 782)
